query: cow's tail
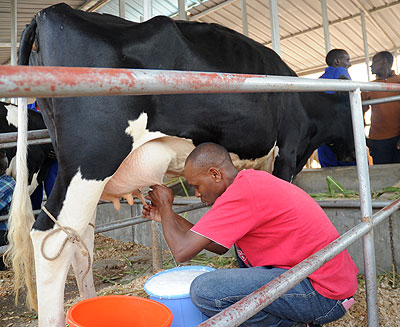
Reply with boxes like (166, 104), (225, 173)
(18, 16), (37, 66)
(4, 98), (37, 311)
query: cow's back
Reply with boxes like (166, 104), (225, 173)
(28, 3), (295, 77)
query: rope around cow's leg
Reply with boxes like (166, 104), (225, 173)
(40, 206), (92, 293)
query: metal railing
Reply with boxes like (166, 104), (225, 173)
(0, 200), (207, 255)
(1, 65), (400, 327)
(0, 129), (50, 149)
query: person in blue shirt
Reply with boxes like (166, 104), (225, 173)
(318, 49), (356, 167)
(0, 152), (16, 271)
(320, 48), (352, 82)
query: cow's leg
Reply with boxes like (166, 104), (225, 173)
(32, 171), (108, 327)
(272, 148), (297, 182)
(31, 229), (74, 327)
(71, 210), (97, 299)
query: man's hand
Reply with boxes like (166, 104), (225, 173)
(142, 204), (161, 222)
(145, 184), (174, 209)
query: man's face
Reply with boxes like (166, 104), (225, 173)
(336, 53), (351, 69)
(184, 163), (226, 206)
(371, 55), (387, 76)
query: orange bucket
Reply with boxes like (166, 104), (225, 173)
(66, 295), (173, 327)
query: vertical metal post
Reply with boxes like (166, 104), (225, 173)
(142, 0), (163, 269)
(151, 220), (162, 272)
(11, 0), (17, 66)
(393, 49), (399, 75)
(269, 0), (281, 56)
(241, 0), (248, 37)
(143, 0), (152, 21)
(349, 88), (379, 327)
(178, 0), (187, 20)
(11, 0), (18, 105)
(321, 0), (330, 54)
(119, 0), (125, 19)
(361, 11), (371, 82)
(130, 204), (136, 242)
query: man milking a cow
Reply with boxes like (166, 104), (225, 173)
(143, 142), (358, 327)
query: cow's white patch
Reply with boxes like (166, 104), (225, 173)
(6, 156), (16, 179)
(5, 103), (18, 128)
(6, 156), (39, 195)
(58, 169), (108, 230)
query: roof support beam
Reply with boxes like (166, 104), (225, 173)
(269, 0), (281, 56)
(119, 0), (125, 19)
(143, 0), (153, 21)
(320, 0), (330, 54)
(241, 0), (248, 36)
(178, 0), (188, 20)
(11, 0), (17, 66)
(361, 11), (371, 81)
(354, 0), (396, 49)
(78, 0), (111, 12)
(189, 0), (239, 21)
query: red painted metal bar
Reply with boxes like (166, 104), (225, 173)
(2, 66), (400, 98)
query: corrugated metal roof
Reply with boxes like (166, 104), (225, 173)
(1, 0), (400, 76)
(187, 0), (400, 75)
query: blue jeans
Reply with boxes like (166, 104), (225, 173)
(190, 267), (347, 326)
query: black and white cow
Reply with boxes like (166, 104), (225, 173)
(8, 3), (355, 326)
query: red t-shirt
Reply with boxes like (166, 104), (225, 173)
(191, 169), (358, 300)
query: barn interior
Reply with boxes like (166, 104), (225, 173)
(1, 1), (400, 327)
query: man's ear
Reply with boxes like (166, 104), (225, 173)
(333, 58), (340, 67)
(208, 167), (222, 182)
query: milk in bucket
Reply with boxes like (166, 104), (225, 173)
(144, 266), (215, 327)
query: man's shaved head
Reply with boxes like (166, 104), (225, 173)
(184, 143), (238, 205)
(185, 142), (233, 170)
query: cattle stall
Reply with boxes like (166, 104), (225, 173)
(1, 66), (400, 327)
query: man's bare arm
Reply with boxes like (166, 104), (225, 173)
(172, 212), (228, 255)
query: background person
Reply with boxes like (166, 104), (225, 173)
(362, 51), (400, 164)
(320, 48), (351, 82)
(143, 142), (358, 327)
(27, 100), (58, 210)
(318, 49), (356, 167)
(0, 152), (15, 271)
